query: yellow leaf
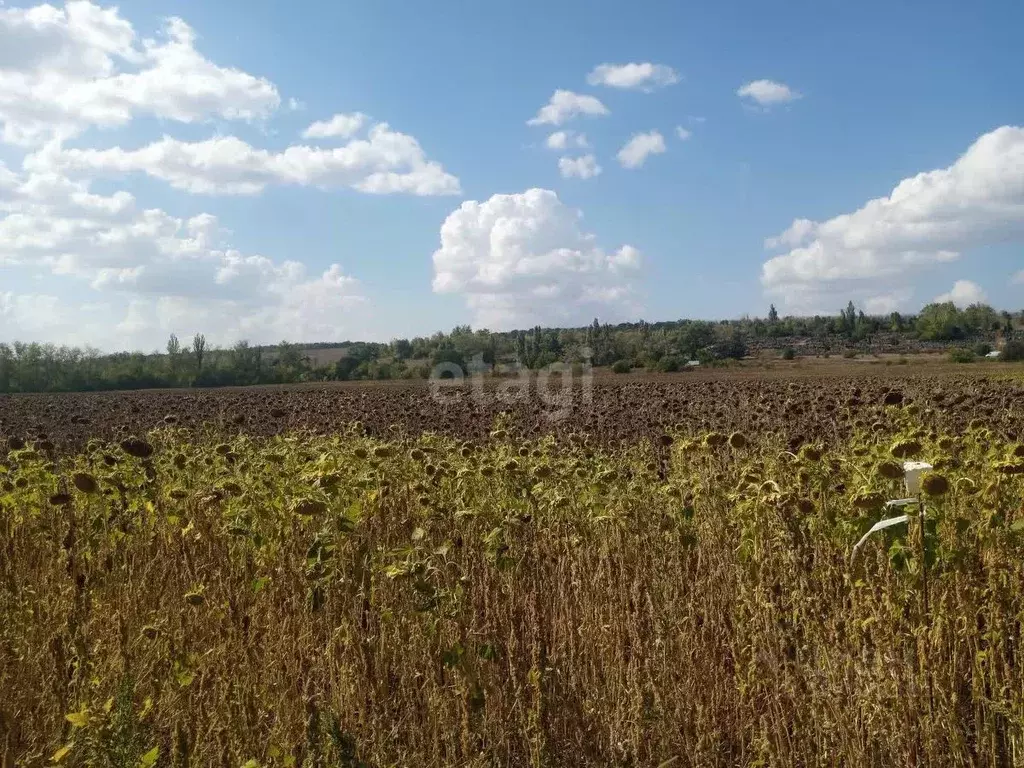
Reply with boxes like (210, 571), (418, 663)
(65, 709), (89, 728)
(51, 743), (74, 762)
(138, 746), (159, 767)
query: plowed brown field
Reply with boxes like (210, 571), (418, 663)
(2, 366), (1021, 452)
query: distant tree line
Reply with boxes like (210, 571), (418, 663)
(1, 301), (1022, 393)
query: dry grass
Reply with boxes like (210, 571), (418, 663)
(1, 411), (1024, 766)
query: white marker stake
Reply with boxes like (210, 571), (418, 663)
(885, 498), (919, 508)
(850, 462), (932, 563)
(852, 514), (911, 562)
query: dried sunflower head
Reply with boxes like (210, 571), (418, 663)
(72, 472), (98, 494)
(799, 445), (822, 463)
(877, 461), (904, 481)
(852, 489), (885, 510)
(890, 439), (922, 459)
(921, 472), (950, 497)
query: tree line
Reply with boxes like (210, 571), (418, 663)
(1, 301), (1021, 393)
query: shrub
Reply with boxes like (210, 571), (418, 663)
(780, 347), (796, 361)
(658, 356), (681, 373)
(402, 364), (430, 379)
(711, 334), (747, 361)
(842, 349), (858, 359)
(973, 342), (993, 357)
(948, 348), (976, 364)
(1002, 340), (1024, 362)
(611, 360), (632, 374)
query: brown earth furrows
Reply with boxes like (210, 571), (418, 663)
(2, 368), (1022, 452)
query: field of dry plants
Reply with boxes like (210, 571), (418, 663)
(2, 369), (1024, 766)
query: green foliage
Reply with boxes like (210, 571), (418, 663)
(711, 331), (747, 361)
(1, 300), (1020, 393)
(780, 347), (796, 361)
(611, 360), (632, 374)
(917, 302), (1002, 341)
(948, 348), (976, 364)
(1002, 340), (1024, 362)
(430, 344), (466, 372)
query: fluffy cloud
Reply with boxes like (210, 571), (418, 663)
(0, 292), (81, 338)
(527, 90), (609, 126)
(0, 162), (367, 349)
(863, 289), (914, 315)
(0, 2), (279, 145)
(675, 126), (692, 141)
(545, 130), (589, 150)
(30, 122), (462, 196)
(737, 79), (800, 108)
(558, 154), (601, 180)
(0, 3), (482, 349)
(617, 131), (666, 169)
(431, 188), (641, 328)
(762, 126), (1024, 310)
(586, 62), (679, 92)
(301, 112), (367, 140)
(934, 280), (987, 307)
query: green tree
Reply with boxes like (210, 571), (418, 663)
(275, 341), (308, 382)
(392, 338), (413, 360)
(231, 340), (263, 385)
(1001, 340), (1024, 362)
(917, 303), (966, 341)
(166, 334), (182, 385)
(192, 334), (207, 379)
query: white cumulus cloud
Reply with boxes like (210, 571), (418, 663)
(558, 154), (601, 180)
(586, 62), (679, 92)
(302, 112), (367, 140)
(0, 2), (280, 145)
(675, 126), (692, 140)
(431, 188), (641, 328)
(30, 122), (461, 196)
(617, 131), (666, 169)
(545, 130), (589, 150)
(762, 125), (1024, 311)
(527, 90), (609, 126)
(0, 163), (368, 349)
(934, 280), (987, 307)
(737, 79), (801, 108)
(863, 289), (914, 315)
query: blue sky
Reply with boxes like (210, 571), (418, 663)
(1, 0), (1022, 350)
